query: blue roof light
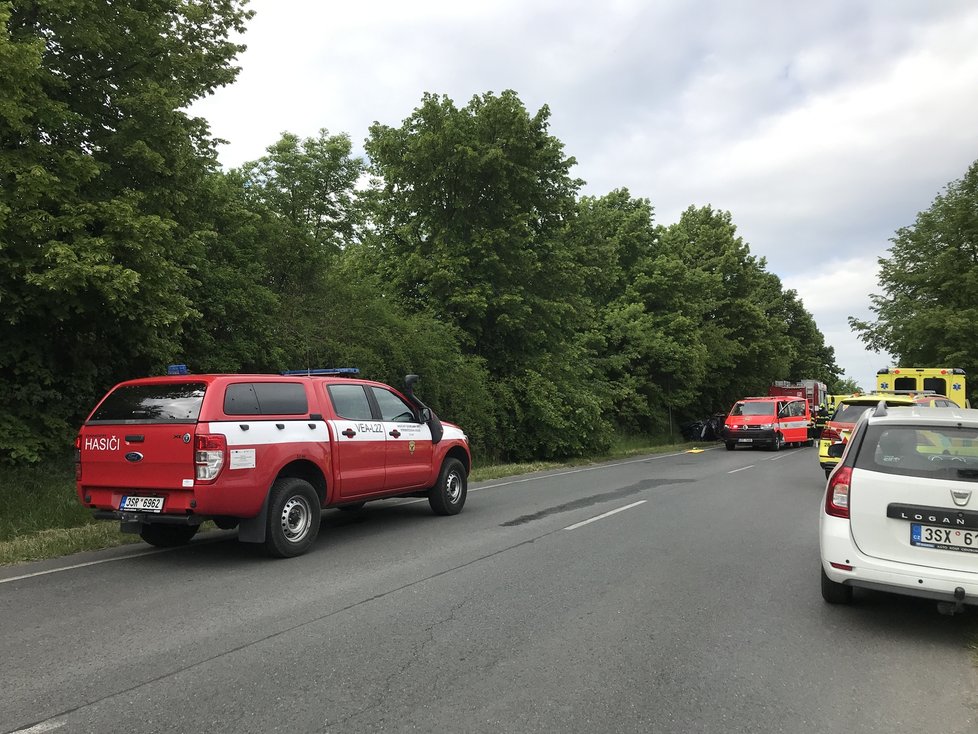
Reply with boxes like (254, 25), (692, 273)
(167, 364), (189, 375)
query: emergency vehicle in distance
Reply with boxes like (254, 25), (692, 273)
(721, 395), (813, 451)
(768, 379), (828, 409)
(769, 379), (829, 437)
(876, 367), (968, 408)
(75, 367), (471, 558)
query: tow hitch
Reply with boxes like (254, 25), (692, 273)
(936, 587), (967, 616)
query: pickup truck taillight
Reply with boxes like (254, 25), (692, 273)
(825, 466), (852, 519)
(195, 433), (227, 481)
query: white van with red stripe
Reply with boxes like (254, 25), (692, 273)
(76, 370), (470, 557)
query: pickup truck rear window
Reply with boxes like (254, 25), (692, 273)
(87, 383), (206, 424)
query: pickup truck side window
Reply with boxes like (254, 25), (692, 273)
(370, 387), (417, 423)
(254, 383), (308, 415)
(225, 384), (260, 415)
(224, 383), (308, 416)
(328, 384), (374, 420)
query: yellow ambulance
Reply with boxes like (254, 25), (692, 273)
(875, 367), (968, 408)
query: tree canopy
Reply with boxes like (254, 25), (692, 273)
(0, 5), (846, 464)
(0, 0), (251, 461)
(851, 159), (978, 404)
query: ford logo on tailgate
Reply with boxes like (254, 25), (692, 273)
(125, 452), (144, 463)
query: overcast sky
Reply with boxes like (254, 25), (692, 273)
(191, 0), (978, 392)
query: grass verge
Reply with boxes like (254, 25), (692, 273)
(0, 436), (710, 566)
(0, 524), (141, 566)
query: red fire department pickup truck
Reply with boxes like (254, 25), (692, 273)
(75, 368), (471, 557)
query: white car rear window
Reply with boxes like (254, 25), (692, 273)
(853, 424), (978, 482)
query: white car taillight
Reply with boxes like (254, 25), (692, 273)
(825, 466), (851, 518)
(195, 433), (227, 480)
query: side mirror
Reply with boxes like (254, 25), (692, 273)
(827, 443), (846, 458)
(419, 407), (432, 422)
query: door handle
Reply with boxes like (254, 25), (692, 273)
(389, 429), (401, 438)
(342, 428), (356, 438)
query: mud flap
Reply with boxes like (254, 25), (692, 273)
(237, 493), (270, 543)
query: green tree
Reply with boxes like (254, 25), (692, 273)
(0, 0), (252, 463)
(178, 169), (285, 373)
(568, 192), (711, 433)
(237, 130), (364, 295)
(362, 91), (613, 459)
(851, 160), (978, 394)
(568, 189), (653, 308)
(233, 130), (365, 363)
(656, 206), (793, 415)
(829, 377), (861, 394)
(363, 90), (584, 371)
(232, 130), (498, 451)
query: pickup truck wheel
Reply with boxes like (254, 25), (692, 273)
(265, 478), (321, 558)
(428, 458), (467, 516)
(139, 523), (198, 548)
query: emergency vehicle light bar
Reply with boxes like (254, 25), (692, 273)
(281, 368), (360, 376)
(878, 367), (966, 375)
(167, 364), (189, 375)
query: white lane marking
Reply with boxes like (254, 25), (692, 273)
(564, 500), (647, 531)
(11, 719), (66, 733)
(728, 465), (754, 473)
(0, 535), (229, 585)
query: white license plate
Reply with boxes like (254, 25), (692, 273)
(737, 438), (752, 443)
(120, 495), (164, 513)
(911, 524), (978, 553)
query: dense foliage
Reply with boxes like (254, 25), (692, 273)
(0, 0), (252, 461)
(851, 160), (978, 406)
(0, 2), (849, 465)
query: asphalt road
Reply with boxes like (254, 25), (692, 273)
(2, 445), (977, 733)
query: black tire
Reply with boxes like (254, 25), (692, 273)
(337, 502), (366, 512)
(771, 433), (783, 452)
(264, 477), (321, 558)
(428, 458), (467, 516)
(725, 441), (735, 451)
(138, 523), (198, 548)
(820, 566), (853, 604)
(824, 468), (832, 479)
